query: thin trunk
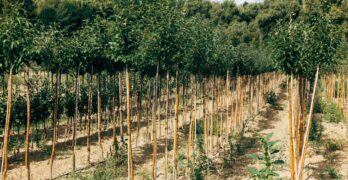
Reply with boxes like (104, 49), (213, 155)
(49, 67), (60, 180)
(24, 67), (31, 180)
(203, 80), (207, 154)
(164, 72), (169, 180)
(126, 65), (134, 180)
(152, 62), (159, 179)
(135, 76), (143, 146)
(288, 73), (295, 180)
(112, 73), (117, 146)
(1, 65), (13, 180)
(146, 80), (150, 143)
(225, 71), (229, 140)
(187, 78), (194, 167)
(193, 77), (197, 155)
(119, 73), (124, 142)
(210, 76), (215, 151)
(87, 66), (93, 163)
(173, 68), (179, 180)
(98, 72), (104, 160)
(72, 65), (80, 171)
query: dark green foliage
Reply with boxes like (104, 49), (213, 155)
(323, 103), (344, 123)
(309, 117), (323, 142)
(320, 165), (341, 179)
(31, 79), (52, 126)
(189, 121), (214, 180)
(264, 91), (277, 106)
(264, 90), (282, 110)
(325, 140), (343, 152)
(64, 91), (76, 119)
(314, 96), (324, 113)
(271, 4), (343, 77)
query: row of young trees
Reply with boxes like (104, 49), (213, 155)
(0, 1), (275, 179)
(0, 0), (347, 180)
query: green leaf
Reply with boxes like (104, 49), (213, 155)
(247, 154), (259, 160)
(272, 160), (285, 164)
(271, 149), (280, 154)
(267, 141), (278, 148)
(265, 132), (273, 140)
(247, 167), (259, 175)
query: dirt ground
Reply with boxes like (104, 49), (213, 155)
(6, 81), (348, 180)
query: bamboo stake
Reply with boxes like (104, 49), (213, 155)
(288, 73), (296, 180)
(72, 64), (80, 171)
(49, 67), (60, 180)
(164, 72), (169, 180)
(24, 67), (31, 180)
(119, 73), (124, 141)
(87, 66), (93, 163)
(126, 66), (134, 180)
(173, 68), (179, 180)
(97, 72), (104, 160)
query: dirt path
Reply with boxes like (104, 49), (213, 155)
(7, 92), (217, 179)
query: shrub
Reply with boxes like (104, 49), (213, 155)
(320, 165), (341, 179)
(323, 103), (343, 123)
(264, 91), (277, 107)
(313, 97), (324, 113)
(189, 124), (214, 180)
(325, 140), (343, 152)
(309, 117), (322, 142)
(264, 91), (282, 110)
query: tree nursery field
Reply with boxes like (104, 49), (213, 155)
(0, 0), (348, 180)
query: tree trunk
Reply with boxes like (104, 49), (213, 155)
(119, 72), (124, 142)
(87, 66), (93, 163)
(203, 79), (208, 154)
(24, 67), (31, 180)
(210, 76), (215, 151)
(135, 75), (143, 146)
(2, 65), (13, 180)
(72, 64), (80, 171)
(112, 73), (117, 147)
(164, 72), (169, 180)
(152, 62), (159, 179)
(126, 65), (134, 180)
(98, 72), (104, 160)
(225, 71), (229, 140)
(146, 80), (151, 143)
(173, 67), (179, 180)
(288, 73), (296, 180)
(49, 67), (60, 180)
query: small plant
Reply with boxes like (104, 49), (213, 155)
(247, 133), (284, 180)
(264, 91), (277, 106)
(325, 140), (343, 152)
(323, 103), (343, 123)
(189, 121), (214, 180)
(313, 96), (324, 113)
(279, 80), (287, 90)
(264, 91), (282, 110)
(136, 169), (151, 180)
(309, 117), (322, 142)
(320, 165), (341, 179)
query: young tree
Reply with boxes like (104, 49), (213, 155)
(0, 5), (35, 179)
(272, 4), (343, 178)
